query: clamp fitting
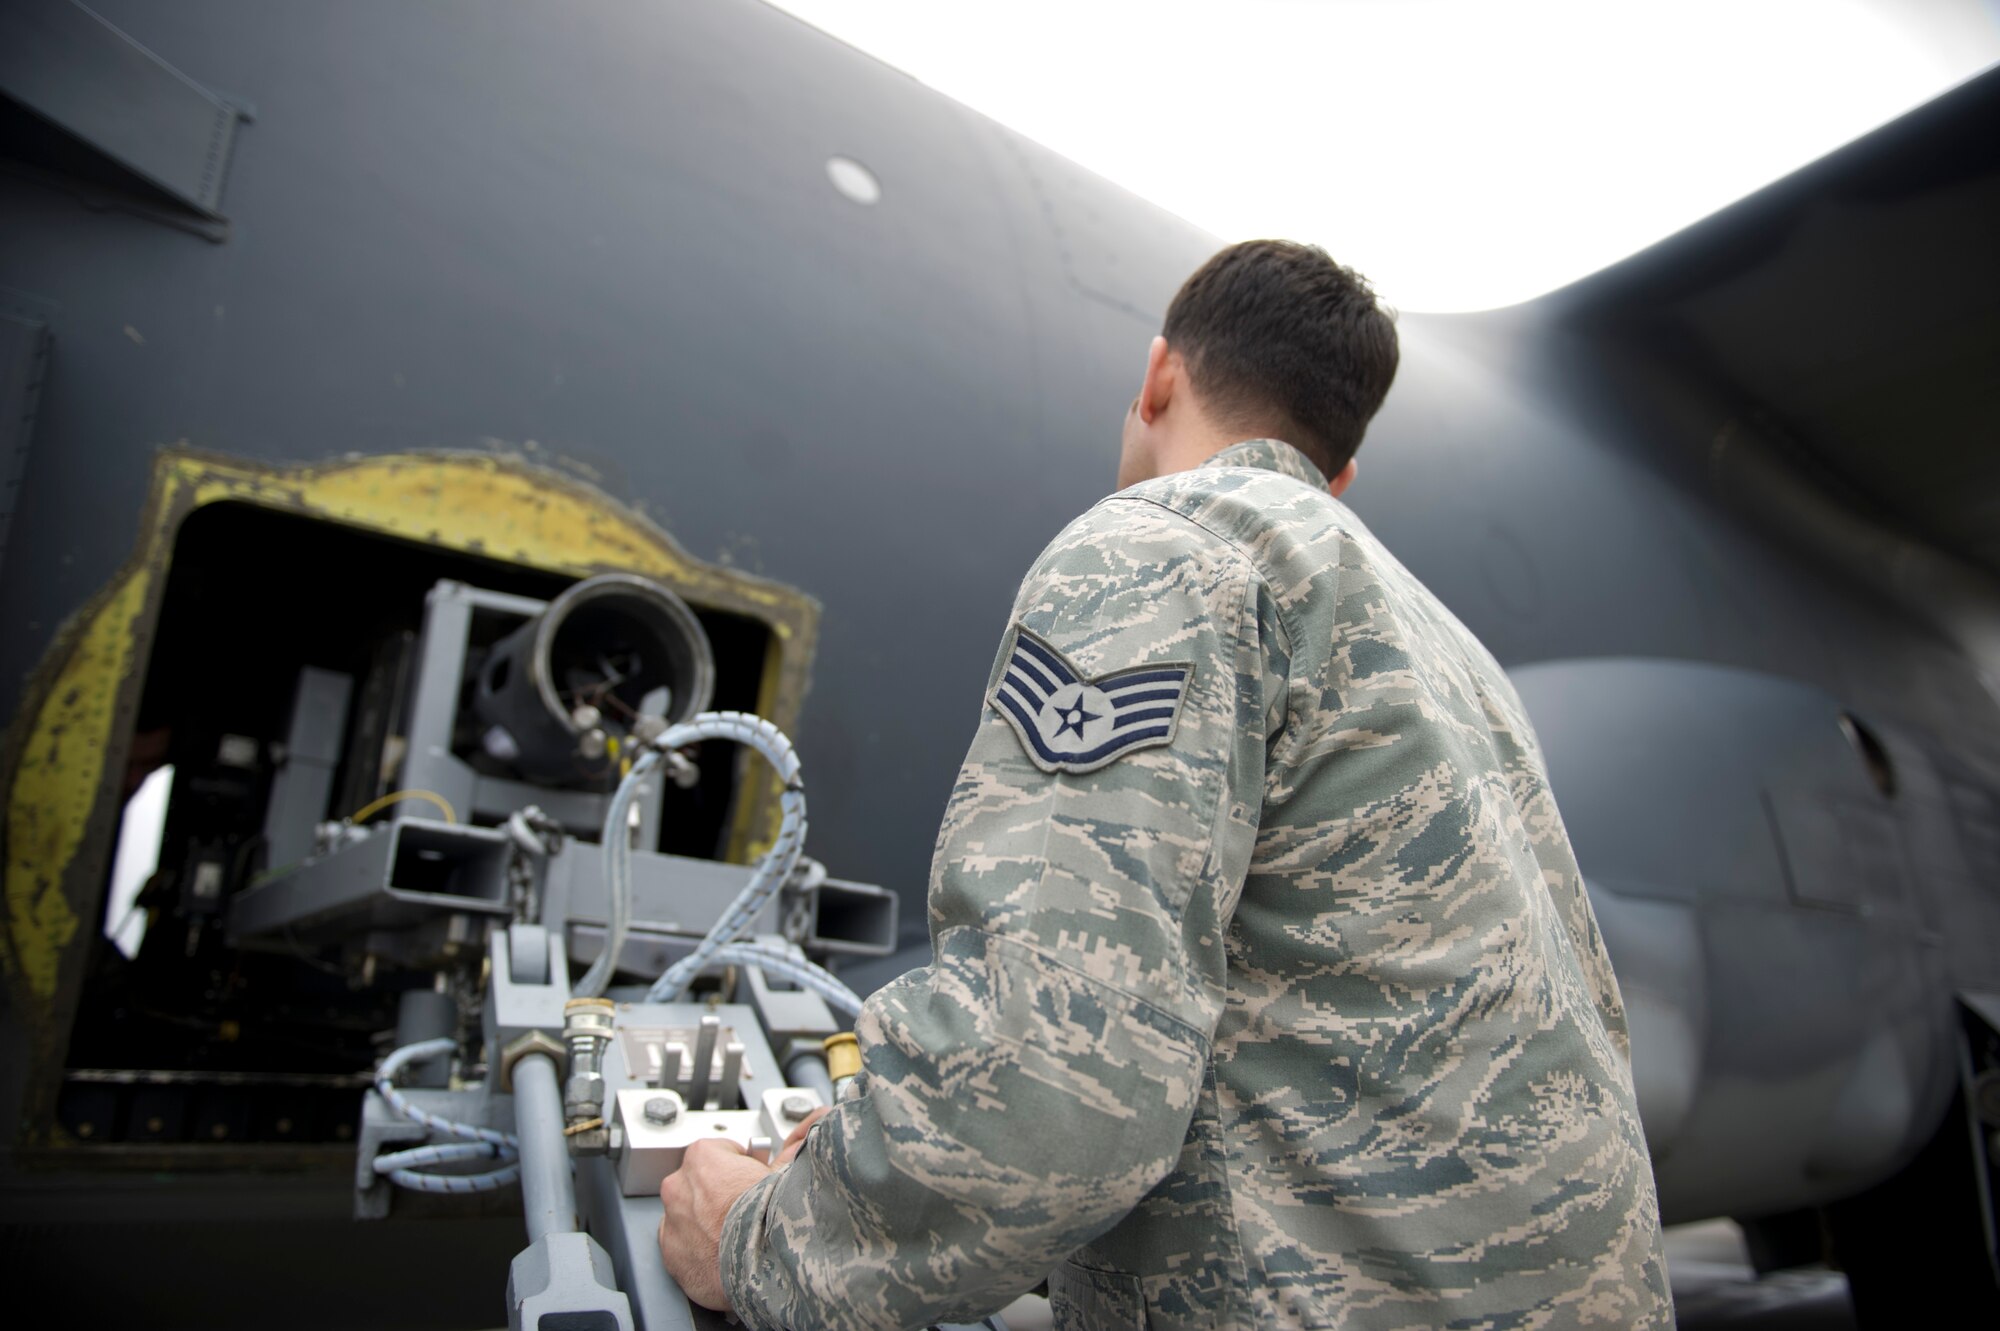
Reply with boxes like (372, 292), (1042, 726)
(497, 1029), (565, 1093)
(562, 997), (618, 1152)
(823, 1031), (861, 1101)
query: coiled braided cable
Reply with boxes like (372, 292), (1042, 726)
(370, 1037), (522, 1193)
(645, 714), (809, 1003)
(576, 710), (862, 1012)
(374, 1141), (521, 1194)
(573, 746), (663, 998)
(689, 940), (862, 1016)
(645, 779), (804, 1001)
(563, 711), (802, 1003)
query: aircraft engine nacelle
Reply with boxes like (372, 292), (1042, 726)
(1512, 658), (1959, 1224)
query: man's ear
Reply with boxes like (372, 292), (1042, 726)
(1138, 335), (1174, 424)
(1327, 456), (1358, 499)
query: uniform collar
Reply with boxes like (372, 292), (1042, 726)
(1200, 438), (1328, 488)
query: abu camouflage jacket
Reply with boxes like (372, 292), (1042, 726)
(721, 439), (1673, 1330)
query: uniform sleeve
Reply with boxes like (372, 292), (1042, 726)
(717, 498), (1287, 1331)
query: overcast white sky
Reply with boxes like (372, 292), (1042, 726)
(770, 0), (2000, 311)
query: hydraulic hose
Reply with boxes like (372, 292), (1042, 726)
(572, 711), (802, 1000)
(572, 747), (663, 998)
(577, 709), (863, 1014)
(675, 940), (862, 1016)
(373, 1141), (520, 1194)
(370, 1037), (522, 1194)
(645, 713), (809, 1002)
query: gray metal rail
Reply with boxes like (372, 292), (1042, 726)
(512, 1052), (577, 1245)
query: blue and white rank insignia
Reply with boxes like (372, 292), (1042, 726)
(988, 624), (1194, 775)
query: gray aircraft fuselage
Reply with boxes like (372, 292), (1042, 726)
(2, 1), (1996, 1325)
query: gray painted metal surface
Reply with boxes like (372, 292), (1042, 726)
(226, 816), (515, 942)
(507, 1229), (636, 1331)
(0, 304), (49, 579)
(0, 0), (245, 219)
(512, 1051), (577, 1247)
(1, 0), (1996, 1324)
(1514, 659), (1954, 1220)
(403, 579), (663, 838)
(260, 665), (353, 871)
(579, 1152), (708, 1331)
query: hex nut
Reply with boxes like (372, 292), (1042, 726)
(644, 1096), (679, 1125)
(566, 1070), (607, 1116)
(780, 1093), (816, 1122)
(497, 1029), (566, 1092)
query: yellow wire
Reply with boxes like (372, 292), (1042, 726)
(348, 789), (457, 825)
(606, 734), (631, 777)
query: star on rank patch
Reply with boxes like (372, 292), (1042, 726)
(988, 624), (1194, 774)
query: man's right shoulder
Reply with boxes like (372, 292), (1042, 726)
(1133, 466), (1359, 577)
(1025, 488), (1256, 584)
(1002, 493), (1274, 662)
(1079, 470), (1356, 655)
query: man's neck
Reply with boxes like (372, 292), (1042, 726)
(1154, 427), (1256, 478)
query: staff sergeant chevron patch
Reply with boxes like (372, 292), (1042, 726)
(988, 624), (1193, 775)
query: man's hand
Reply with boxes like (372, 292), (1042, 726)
(658, 1108), (832, 1310)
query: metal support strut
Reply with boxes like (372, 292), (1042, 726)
(507, 1047), (634, 1329)
(512, 1051), (577, 1245)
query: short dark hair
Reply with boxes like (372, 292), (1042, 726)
(1162, 239), (1399, 480)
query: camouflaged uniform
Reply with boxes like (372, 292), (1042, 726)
(721, 439), (1673, 1330)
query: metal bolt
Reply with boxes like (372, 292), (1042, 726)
(643, 1096), (678, 1125)
(780, 1094), (815, 1123)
